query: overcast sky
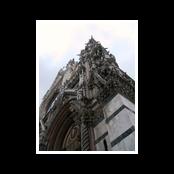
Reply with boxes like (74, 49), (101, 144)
(36, 20), (138, 105)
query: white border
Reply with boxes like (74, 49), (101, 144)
(36, 21), (39, 153)
(36, 20), (138, 154)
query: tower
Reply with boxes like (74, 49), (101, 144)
(39, 36), (135, 151)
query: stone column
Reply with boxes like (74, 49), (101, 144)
(80, 108), (96, 151)
(80, 118), (90, 151)
(89, 126), (96, 151)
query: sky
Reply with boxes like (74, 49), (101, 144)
(36, 20), (138, 105)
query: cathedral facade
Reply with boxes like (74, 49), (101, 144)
(39, 37), (135, 151)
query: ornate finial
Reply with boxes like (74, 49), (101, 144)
(89, 35), (97, 43)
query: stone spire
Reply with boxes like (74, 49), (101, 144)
(89, 35), (96, 42)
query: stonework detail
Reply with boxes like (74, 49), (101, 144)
(39, 36), (135, 151)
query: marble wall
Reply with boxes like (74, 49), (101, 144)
(94, 93), (135, 151)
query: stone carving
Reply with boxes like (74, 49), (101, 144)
(39, 36), (135, 151)
(62, 124), (81, 151)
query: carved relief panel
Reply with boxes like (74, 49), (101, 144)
(62, 124), (81, 151)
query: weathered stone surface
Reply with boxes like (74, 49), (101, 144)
(39, 36), (135, 151)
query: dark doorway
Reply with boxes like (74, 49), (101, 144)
(103, 139), (108, 151)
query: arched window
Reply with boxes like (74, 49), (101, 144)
(103, 139), (108, 151)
